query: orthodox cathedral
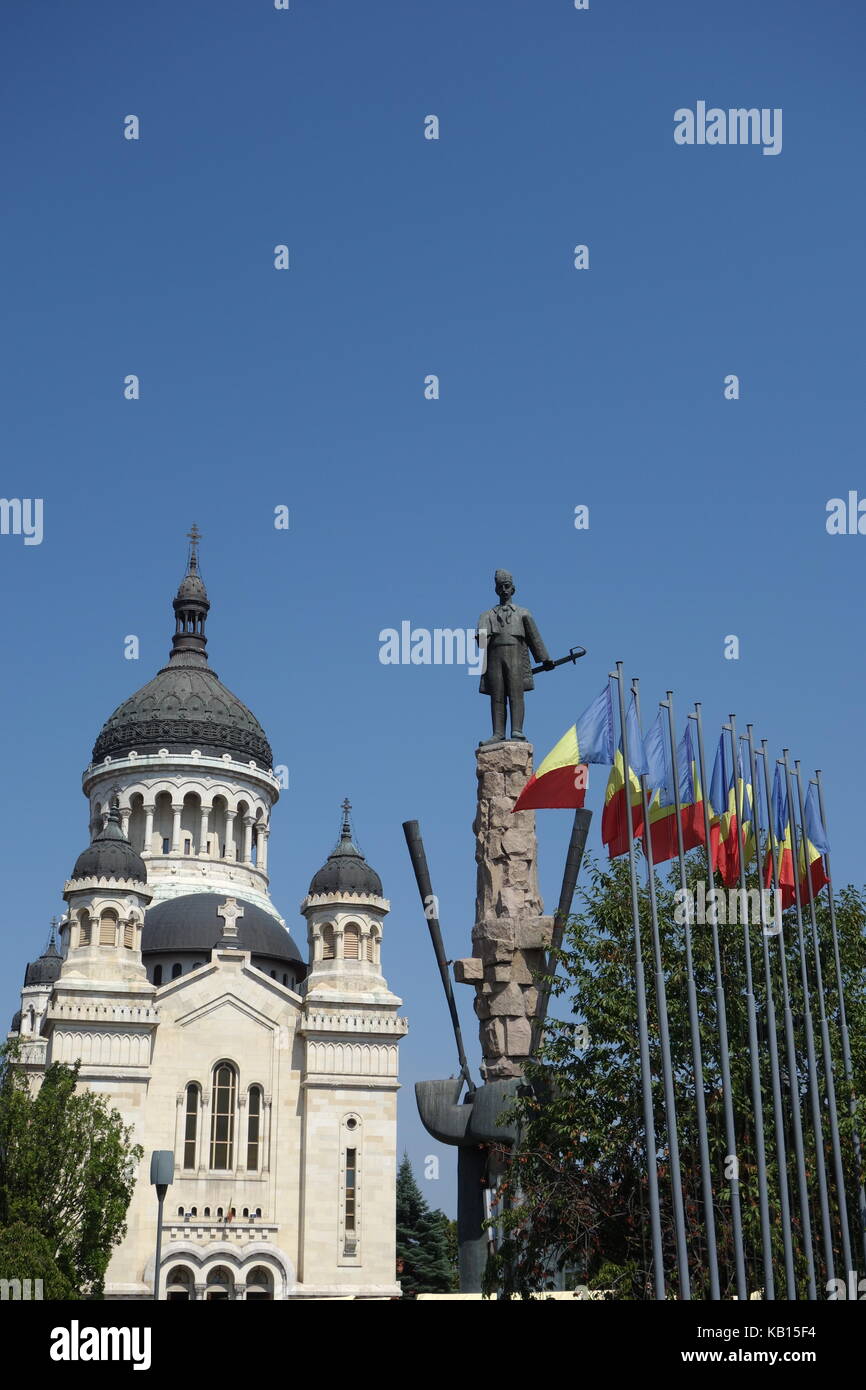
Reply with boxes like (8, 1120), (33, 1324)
(8, 536), (407, 1300)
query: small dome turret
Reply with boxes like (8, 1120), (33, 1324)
(70, 804), (148, 885)
(23, 928), (63, 987)
(308, 800), (383, 898)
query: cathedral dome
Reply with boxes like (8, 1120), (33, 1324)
(141, 893), (305, 969)
(23, 937), (63, 987)
(308, 801), (383, 898)
(71, 806), (148, 884)
(91, 532), (272, 768)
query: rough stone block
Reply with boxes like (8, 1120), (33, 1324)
(505, 1016), (533, 1055)
(515, 916), (553, 950)
(453, 957), (483, 984)
(487, 982), (526, 1016)
(480, 1018), (506, 1055)
(500, 826), (534, 857)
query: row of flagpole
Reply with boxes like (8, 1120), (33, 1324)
(521, 664), (865, 1298)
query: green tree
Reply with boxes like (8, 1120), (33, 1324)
(0, 1222), (74, 1299)
(0, 1048), (142, 1297)
(485, 855), (866, 1299)
(396, 1153), (457, 1296)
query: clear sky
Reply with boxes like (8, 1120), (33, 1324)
(2, 0), (864, 1217)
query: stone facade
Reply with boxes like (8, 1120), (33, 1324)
(7, 552), (407, 1300)
(454, 743), (552, 1080)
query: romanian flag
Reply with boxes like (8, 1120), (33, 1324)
(799, 781), (830, 904)
(763, 765), (795, 907)
(601, 693), (647, 858)
(512, 682), (615, 812)
(709, 736), (755, 886)
(641, 715), (706, 865)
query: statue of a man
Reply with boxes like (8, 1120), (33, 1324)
(477, 570), (553, 745)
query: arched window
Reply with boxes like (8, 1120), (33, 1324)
(153, 964), (163, 986)
(343, 924), (360, 960)
(99, 911), (117, 947)
(321, 924), (335, 960)
(166, 1266), (193, 1302)
(247, 1086), (262, 1171)
(183, 1085), (199, 1170)
(245, 1265), (274, 1301)
(172, 962), (182, 979)
(366, 934), (375, 962)
(210, 1063), (236, 1170)
(78, 912), (92, 947)
(123, 920), (135, 949)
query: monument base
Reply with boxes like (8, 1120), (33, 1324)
(454, 742), (552, 1082)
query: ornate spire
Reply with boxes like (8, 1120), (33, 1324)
(169, 525), (210, 667)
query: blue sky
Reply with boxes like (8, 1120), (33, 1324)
(1, 0), (864, 1216)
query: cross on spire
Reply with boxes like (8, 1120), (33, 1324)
(187, 522), (202, 571)
(341, 798), (352, 838)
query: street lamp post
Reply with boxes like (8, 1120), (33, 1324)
(150, 1150), (174, 1301)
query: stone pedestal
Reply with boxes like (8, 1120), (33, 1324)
(453, 743), (552, 1081)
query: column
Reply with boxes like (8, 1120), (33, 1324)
(262, 1094), (272, 1173)
(171, 804), (183, 855)
(198, 1092), (210, 1174)
(194, 1283), (207, 1302)
(242, 816), (253, 865)
(199, 804), (210, 856)
(256, 825), (269, 875)
(120, 806), (131, 838)
(143, 804), (155, 857)
(174, 1092), (185, 1176)
(237, 1092), (247, 1173)
(225, 810), (237, 861)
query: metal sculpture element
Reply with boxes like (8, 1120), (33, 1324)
(477, 570), (553, 744)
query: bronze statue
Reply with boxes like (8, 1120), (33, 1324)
(477, 570), (553, 744)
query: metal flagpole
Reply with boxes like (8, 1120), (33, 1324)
(612, 663), (665, 1299)
(664, 694), (719, 1299)
(759, 741), (816, 1299)
(746, 727), (795, 1300)
(782, 750), (835, 1290)
(691, 704), (746, 1299)
(633, 680), (690, 1298)
(728, 717), (774, 1300)
(794, 762), (853, 1279)
(814, 768), (866, 1265)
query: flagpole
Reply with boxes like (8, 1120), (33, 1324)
(814, 768), (866, 1265)
(759, 741), (816, 1299)
(745, 726), (795, 1299)
(727, 716), (774, 1300)
(633, 679), (690, 1299)
(794, 762), (853, 1278)
(691, 703), (746, 1299)
(782, 750), (835, 1289)
(664, 693), (719, 1299)
(612, 663), (664, 1299)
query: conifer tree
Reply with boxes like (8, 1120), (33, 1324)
(396, 1153), (456, 1296)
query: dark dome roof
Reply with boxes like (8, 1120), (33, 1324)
(91, 545), (272, 768)
(24, 938), (62, 987)
(308, 802), (382, 898)
(71, 808), (147, 884)
(10, 1010), (21, 1032)
(93, 665), (272, 766)
(141, 893), (304, 967)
